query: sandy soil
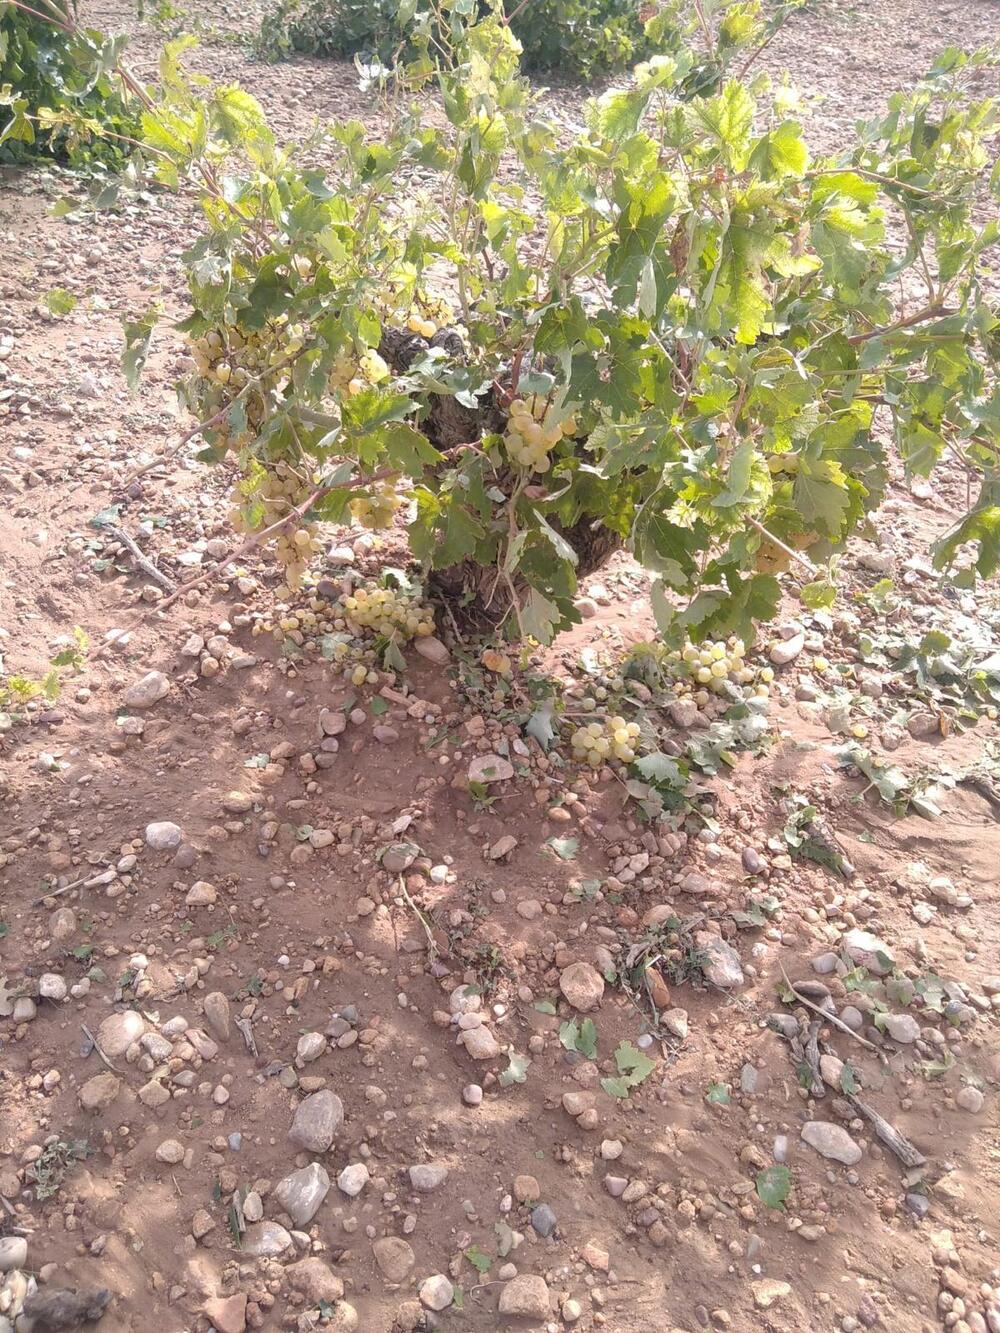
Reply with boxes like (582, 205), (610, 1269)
(1, 2), (999, 1332)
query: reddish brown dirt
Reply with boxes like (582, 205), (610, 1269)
(1, 3), (998, 1333)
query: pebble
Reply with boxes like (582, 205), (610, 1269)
(695, 934), (744, 989)
(338, 1163), (369, 1197)
(558, 962), (605, 1012)
(372, 1237), (415, 1283)
(419, 1275), (454, 1311)
(801, 1121), (863, 1166)
(185, 881), (217, 907)
(78, 1072), (121, 1111)
(842, 929), (894, 974)
(468, 754), (514, 784)
(288, 1090), (344, 1152)
(155, 1139), (185, 1164)
(123, 670), (170, 708)
(97, 1010), (145, 1058)
(498, 1274), (550, 1319)
(956, 1086), (984, 1114)
(408, 1163), (448, 1192)
(769, 632), (804, 665)
(38, 973), (67, 1001)
(462, 1084), (483, 1106)
(274, 1162), (331, 1226)
(0, 1238), (27, 1272)
(885, 1013), (921, 1044)
(202, 992), (231, 1041)
(531, 1203), (557, 1237)
(241, 1222), (292, 1257)
(752, 1279), (792, 1309)
(145, 821), (182, 851)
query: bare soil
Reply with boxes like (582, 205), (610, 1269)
(1, 3), (998, 1333)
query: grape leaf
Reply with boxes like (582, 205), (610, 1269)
(755, 1164), (792, 1210)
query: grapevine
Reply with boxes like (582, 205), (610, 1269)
(17, 0), (999, 656)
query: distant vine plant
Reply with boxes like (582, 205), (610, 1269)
(0, 0), (137, 163)
(14, 0), (1000, 649)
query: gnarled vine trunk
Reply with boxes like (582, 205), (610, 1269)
(378, 326), (623, 623)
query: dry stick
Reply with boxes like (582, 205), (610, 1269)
(121, 406), (230, 488)
(99, 523), (176, 593)
(91, 466), (397, 662)
(847, 1091), (926, 1169)
(32, 867), (110, 906)
(81, 1024), (121, 1074)
(397, 875), (438, 960)
(779, 965), (878, 1052)
(746, 517), (818, 577)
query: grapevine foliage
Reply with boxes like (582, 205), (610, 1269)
(254, 0), (652, 80)
(0, 1), (136, 164)
(105, 1), (1000, 646)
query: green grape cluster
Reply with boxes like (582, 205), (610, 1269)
(327, 346), (390, 396)
(571, 715), (641, 767)
(349, 479), (404, 531)
(337, 585), (435, 640)
(667, 637), (773, 709)
(406, 313), (439, 339)
(503, 395), (577, 474)
(229, 462), (323, 590)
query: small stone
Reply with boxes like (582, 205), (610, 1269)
(581, 1242), (609, 1272)
(462, 1084), (483, 1106)
(185, 880), (218, 907)
(955, 1086), (984, 1114)
(145, 821), (182, 851)
(97, 1010), (145, 1058)
(661, 1008), (689, 1040)
(274, 1162), (330, 1226)
(373, 1237), (415, 1283)
(286, 1258), (344, 1304)
(419, 1275), (454, 1311)
(468, 754), (514, 784)
(0, 1237), (28, 1271)
(409, 1163), (448, 1192)
(38, 973), (67, 1001)
(242, 1222), (292, 1257)
(49, 907), (76, 941)
(221, 790), (253, 813)
(319, 710), (347, 736)
(559, 961), (605, 1012)
(297, 1032), (327, 1064)
(769, 632), (804, 666)
(842, 928), (894, 975)
(514, 1174), (540, 1203)
(78, 1072), (121, 1111)
(696, 934), (744, 989)
(155, 1139), (185, 1165)
(191, 1208), (216, 1240)
(289, 1090), (344, 1152)
(668, 699), (699, 728)
(531, 1204), (557, 1237)
(123, 670), (170, 708)
(381, 842), (417, 873)
(337, 1163), (369, 1197)
(203, 992), (231, 1042)
(204, 1294), (246, 1333)
(498, 1274), (550, 1319)
(138, 1080), (171, 1109)
(884, 1013), (921, 1044)
(413, 635), (451, 666)
(460, 1026), (500, 1059)
(752, 1280), (791, 1310)
(741, 847), (764, 874)
(801, 1121), (862, 1165)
